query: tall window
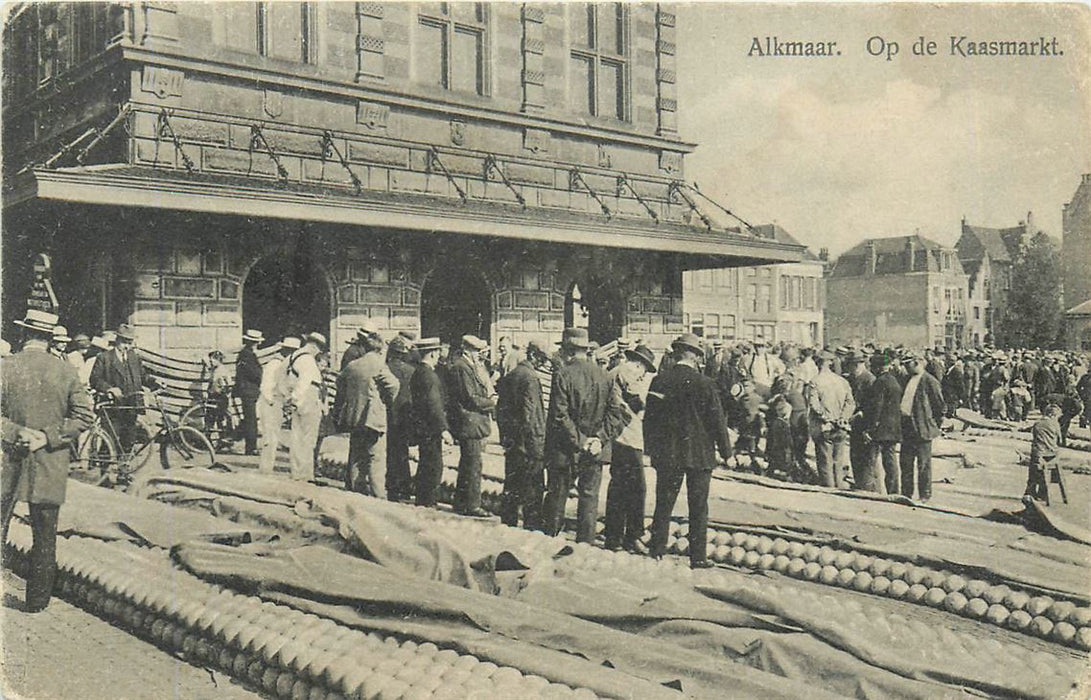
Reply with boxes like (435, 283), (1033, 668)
(759, 284), (772, 313)
(257, 2), (314, 62)
(568, 3), (627, 120)
(416, 3), (487, 95)
(746, 284), (757, 313)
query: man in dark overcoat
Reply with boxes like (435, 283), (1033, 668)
(89, 323), (159, 451)
(385, 336), (417, 502)
(496, 339), (548, 530)
(898, 352), (946, 501)
(2, 309), (94, 612)
(844, 349), (877, 491)
(644, 333), (732, 568)
(234, 329), (264, 455)
(543, 328), (628, 542)
(447, 335), (496, 516)
(410, 338), (453, 508)
(864, 352), (903, 495)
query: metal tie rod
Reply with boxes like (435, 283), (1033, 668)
(570, 168), (612, 218)
(427, 147), (469, 204)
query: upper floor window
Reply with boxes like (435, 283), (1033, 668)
(568, 3), (627, 120)
(415, 3), (487, 95)
(259, 2), (315, 63)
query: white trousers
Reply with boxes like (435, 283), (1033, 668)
(289, 408), (321, 482)
(257, 400), (282, 474)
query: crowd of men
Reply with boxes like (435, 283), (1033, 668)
(5, 306), (1091, 616)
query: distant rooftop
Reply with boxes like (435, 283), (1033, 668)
(831, 234), (961, 277)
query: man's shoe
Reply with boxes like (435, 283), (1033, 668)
(690, 560), (715, 570)
(463, 508), (491, 518)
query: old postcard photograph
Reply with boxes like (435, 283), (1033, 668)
(1, 1), (1089, 698)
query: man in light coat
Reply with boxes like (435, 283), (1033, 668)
(807, 350), (855, 488)
(2, 309), (94, 612)
(283, 332), (327, 482)
(334, 324), (399, 497)
(258, 337), (299, 474)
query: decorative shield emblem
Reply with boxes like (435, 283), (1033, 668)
(264, 89), (284, 119)
(450, 120), (466, 146)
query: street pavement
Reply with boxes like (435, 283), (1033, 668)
(1, 571), (258, 700)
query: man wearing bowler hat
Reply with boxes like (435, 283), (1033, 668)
(235, 329), (265, 456)
(644, 333), (732, 568)
(90, 323), (159, 452)
(543, 328), (629, 541)
(2, 309), (94, 612)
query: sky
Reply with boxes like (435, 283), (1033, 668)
(677, 2), (1091, 255)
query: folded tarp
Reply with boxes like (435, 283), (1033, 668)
(172, 542), (832, 700)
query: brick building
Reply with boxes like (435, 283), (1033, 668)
(1063, 174), (1091, 350)
(955, 214), (1031, 347)
(2, 2), (802, 360)
(826, 234), (968, 350)
(682, 225), (825, 345)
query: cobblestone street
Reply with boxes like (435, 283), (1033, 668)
(1, 572), (258, 700)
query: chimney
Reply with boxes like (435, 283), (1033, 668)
(1025, 210), (1034, 234)
(905, 237), (917, 272)
(866, 240), (877, 275)
(819, 247), (829, 262)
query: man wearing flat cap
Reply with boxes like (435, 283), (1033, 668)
(496, 338), (549, 529)
(334, 322), (399, 497)
(604, 343), (656, 551)
(447, 334), (496, 516)
(543, 328), (629, 541)
(644, 333), (732, 568)
(410, 338), (454, 507)
(2, 309), (94, 612)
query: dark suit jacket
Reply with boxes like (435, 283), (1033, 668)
(333, 352), (398, 435)
(234, 345), (263, 400)
(2, 347), (94, 504)
(865, 371), (903, 443)
(545, 356), (627, 465)
(447, 355), (495, 440)
(901, 372), (945, 441)
(89, 348), (155, 404)
(410, 363), (448, 440)
(387, 355), (416, 433)
(847, 368), (875, 428)
(496, 361), (546, 460)
(644, 363), (732, 472)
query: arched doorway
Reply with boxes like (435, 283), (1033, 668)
(421, 266), (491, 347)
(565, 279), (625, 344)
(243, 247), (331, 344)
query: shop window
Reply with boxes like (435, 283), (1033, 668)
(416, 2), (487, 95)
(746, 284), (757, 313)
(690, 313), (704, 337)
(568, 2), (627, 120)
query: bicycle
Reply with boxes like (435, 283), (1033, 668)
(179, 387), (239, 452)
(76, 389), (216, 487)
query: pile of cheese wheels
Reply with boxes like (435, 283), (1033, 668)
(4, 527), (600, 700)
(661, 522), (1091, 650)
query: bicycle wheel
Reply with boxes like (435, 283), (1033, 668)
(161, 426), (216, 470)
(180, 402), (222, 445)
(76, 426), (117, 478)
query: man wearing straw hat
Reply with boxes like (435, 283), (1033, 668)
(2, 309), (94, 612)
(283, 332), (327, 482)
(235, 329), (265, 456)
(258, 337), (300, 474)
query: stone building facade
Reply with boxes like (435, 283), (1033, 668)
(3, 2), (802, 359)
(955, 215), (1031, 347)
(1063, 174), (1091, 350)
(682, 225), (825, 346)
(826, 235), (969, 350)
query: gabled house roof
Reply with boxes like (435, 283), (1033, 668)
(956, 220), (1028, 264)
(831, 234), (960, 277)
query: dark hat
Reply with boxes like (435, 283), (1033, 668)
(398, 330), (418, 341)
(526, 338), (549, 358)
(561, 327), (591, 349)
(625, 344), (657, 372)
(415, 336), (443, 353)
(115, 323), (136, 341)
(388, 336), (412, 354)
(354, 320), (382, 342)
(901, 351), (923, 363)
(14, 309), (58, 335)
(72, 333), (91, 349)
(672, 333), (704, 355)
(305, 332), (327, 349)
(844, 349), (867, 363)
